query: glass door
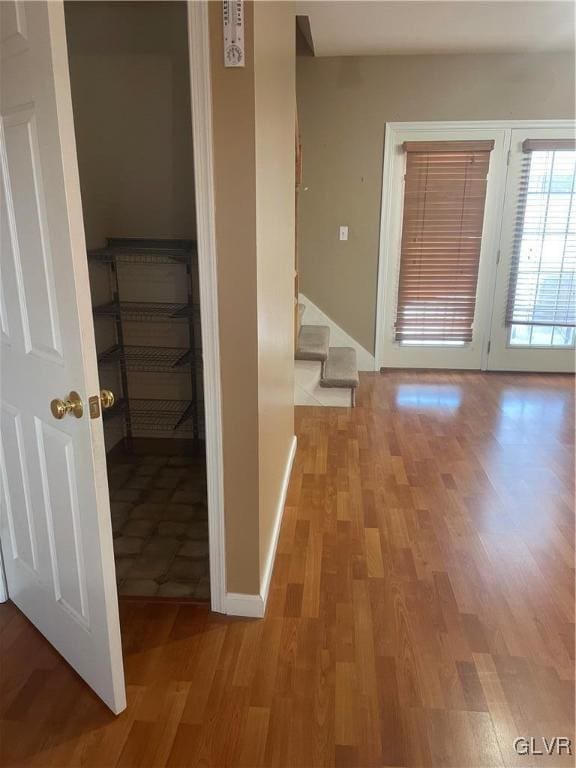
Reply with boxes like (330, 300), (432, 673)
(377, 127), (508, 370)
(487, 128), (576, 372)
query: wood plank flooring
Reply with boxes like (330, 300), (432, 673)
(1, 372), (574, 767)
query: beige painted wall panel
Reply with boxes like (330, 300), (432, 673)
(209, 1), (260, 595)
(210, 1), (295, 595)
(297, 52), (576, 353)
(254, 1), (296, 576)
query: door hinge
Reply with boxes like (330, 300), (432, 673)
(496, 249), (501, 265)
(487, 340), (491, 354)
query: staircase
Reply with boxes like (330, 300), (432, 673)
(295, 303), (359, 407)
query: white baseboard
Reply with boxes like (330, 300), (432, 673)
(298, 293), (376, 371)
(222, 435), (297, 619)
(0, 548), (7, 603)
(260, 435), (297, 608)
(223, 592), (264, 618)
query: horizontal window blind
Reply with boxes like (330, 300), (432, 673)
(394, 140), (494, 343)
(506, 140), (576, 328)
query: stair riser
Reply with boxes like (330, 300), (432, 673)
(296, 325), (330, 362)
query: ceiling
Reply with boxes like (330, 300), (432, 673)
(296, 1), (575, 57)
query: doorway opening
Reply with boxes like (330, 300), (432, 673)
(64, 1), (209, 602)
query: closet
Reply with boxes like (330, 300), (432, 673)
(65, 1), (209, 601)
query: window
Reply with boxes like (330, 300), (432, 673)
(507, 139), (576, 347)
(394, 140), (494, 345)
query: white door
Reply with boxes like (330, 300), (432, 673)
(487, 127), (576, 372)
(376, 126), (508, 370)
(0, 1), (126, 713)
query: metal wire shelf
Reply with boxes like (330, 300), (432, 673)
(98, 345), (202, 372)
(93, 301), (198, 321)
(102, 398), (204, 435)
(130, 399), (204, 433)
(87, 238), (197, 265)
(93, 237), (203, 444)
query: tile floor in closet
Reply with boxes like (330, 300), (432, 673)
(108, 448), (210, 600)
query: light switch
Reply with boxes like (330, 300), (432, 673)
(339, 226), (349, 241)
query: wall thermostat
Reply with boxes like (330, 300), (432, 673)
(223, 0), (245, 68)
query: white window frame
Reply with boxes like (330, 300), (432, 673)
(374, 120), (576, 372)
(487, 125), (576, 371)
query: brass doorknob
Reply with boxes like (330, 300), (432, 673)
(50, 391), (84, 420)
(100, 389), (115, 409)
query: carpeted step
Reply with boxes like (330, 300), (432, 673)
(296, 324), (330, 362)
(320, 346), (359, 390)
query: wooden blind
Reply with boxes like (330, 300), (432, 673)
(395, 140), (494, 343)
(506, 141), (576, 328)
(522, 138), (576, 153)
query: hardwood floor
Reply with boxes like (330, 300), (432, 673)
(1, 372), (574, 767)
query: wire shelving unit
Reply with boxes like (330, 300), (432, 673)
(90, 238), (202, 445)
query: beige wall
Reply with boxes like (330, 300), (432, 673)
(297, 52), (576, 353)
(65, 1), (196, 249)
(254, 2), (296, 578)
(210, 2), (260, 595)
(210, 2), (295, 595)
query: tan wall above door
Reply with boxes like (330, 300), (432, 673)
(296, 51), (576, 354)
(65, 1), (196, 249)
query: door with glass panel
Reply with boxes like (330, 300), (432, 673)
(378, 128), (508, 369)
(487, 128), (575, 372)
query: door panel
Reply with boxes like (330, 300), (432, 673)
(0, 404), (37, 574)
(0, 0), (29, 60)
(35, 418), (89, 623)
(3, 104), (63, 359)
(377, 126), (508, 369)
(0, 0), (125, 713)
(487, 127), (576, 372)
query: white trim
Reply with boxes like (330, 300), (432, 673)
(223, 592), (265, 618)
(382, 120), (575, 132)
(299, 293), (375, 371)
(375, 119), (575, 371)
(374, 122), (398, 372)
(187, 2), (226, 614)
(480, 129), (513, 371)
(222, 434), (297, 619)
(0, 548), (7, 603)
(260, 435), (297, 609)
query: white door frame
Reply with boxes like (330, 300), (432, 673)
(488, 125), (576, 372)
(374, 120), (576, 372)
(0, 547), (7, 603)
(186, 2), (226, 614)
